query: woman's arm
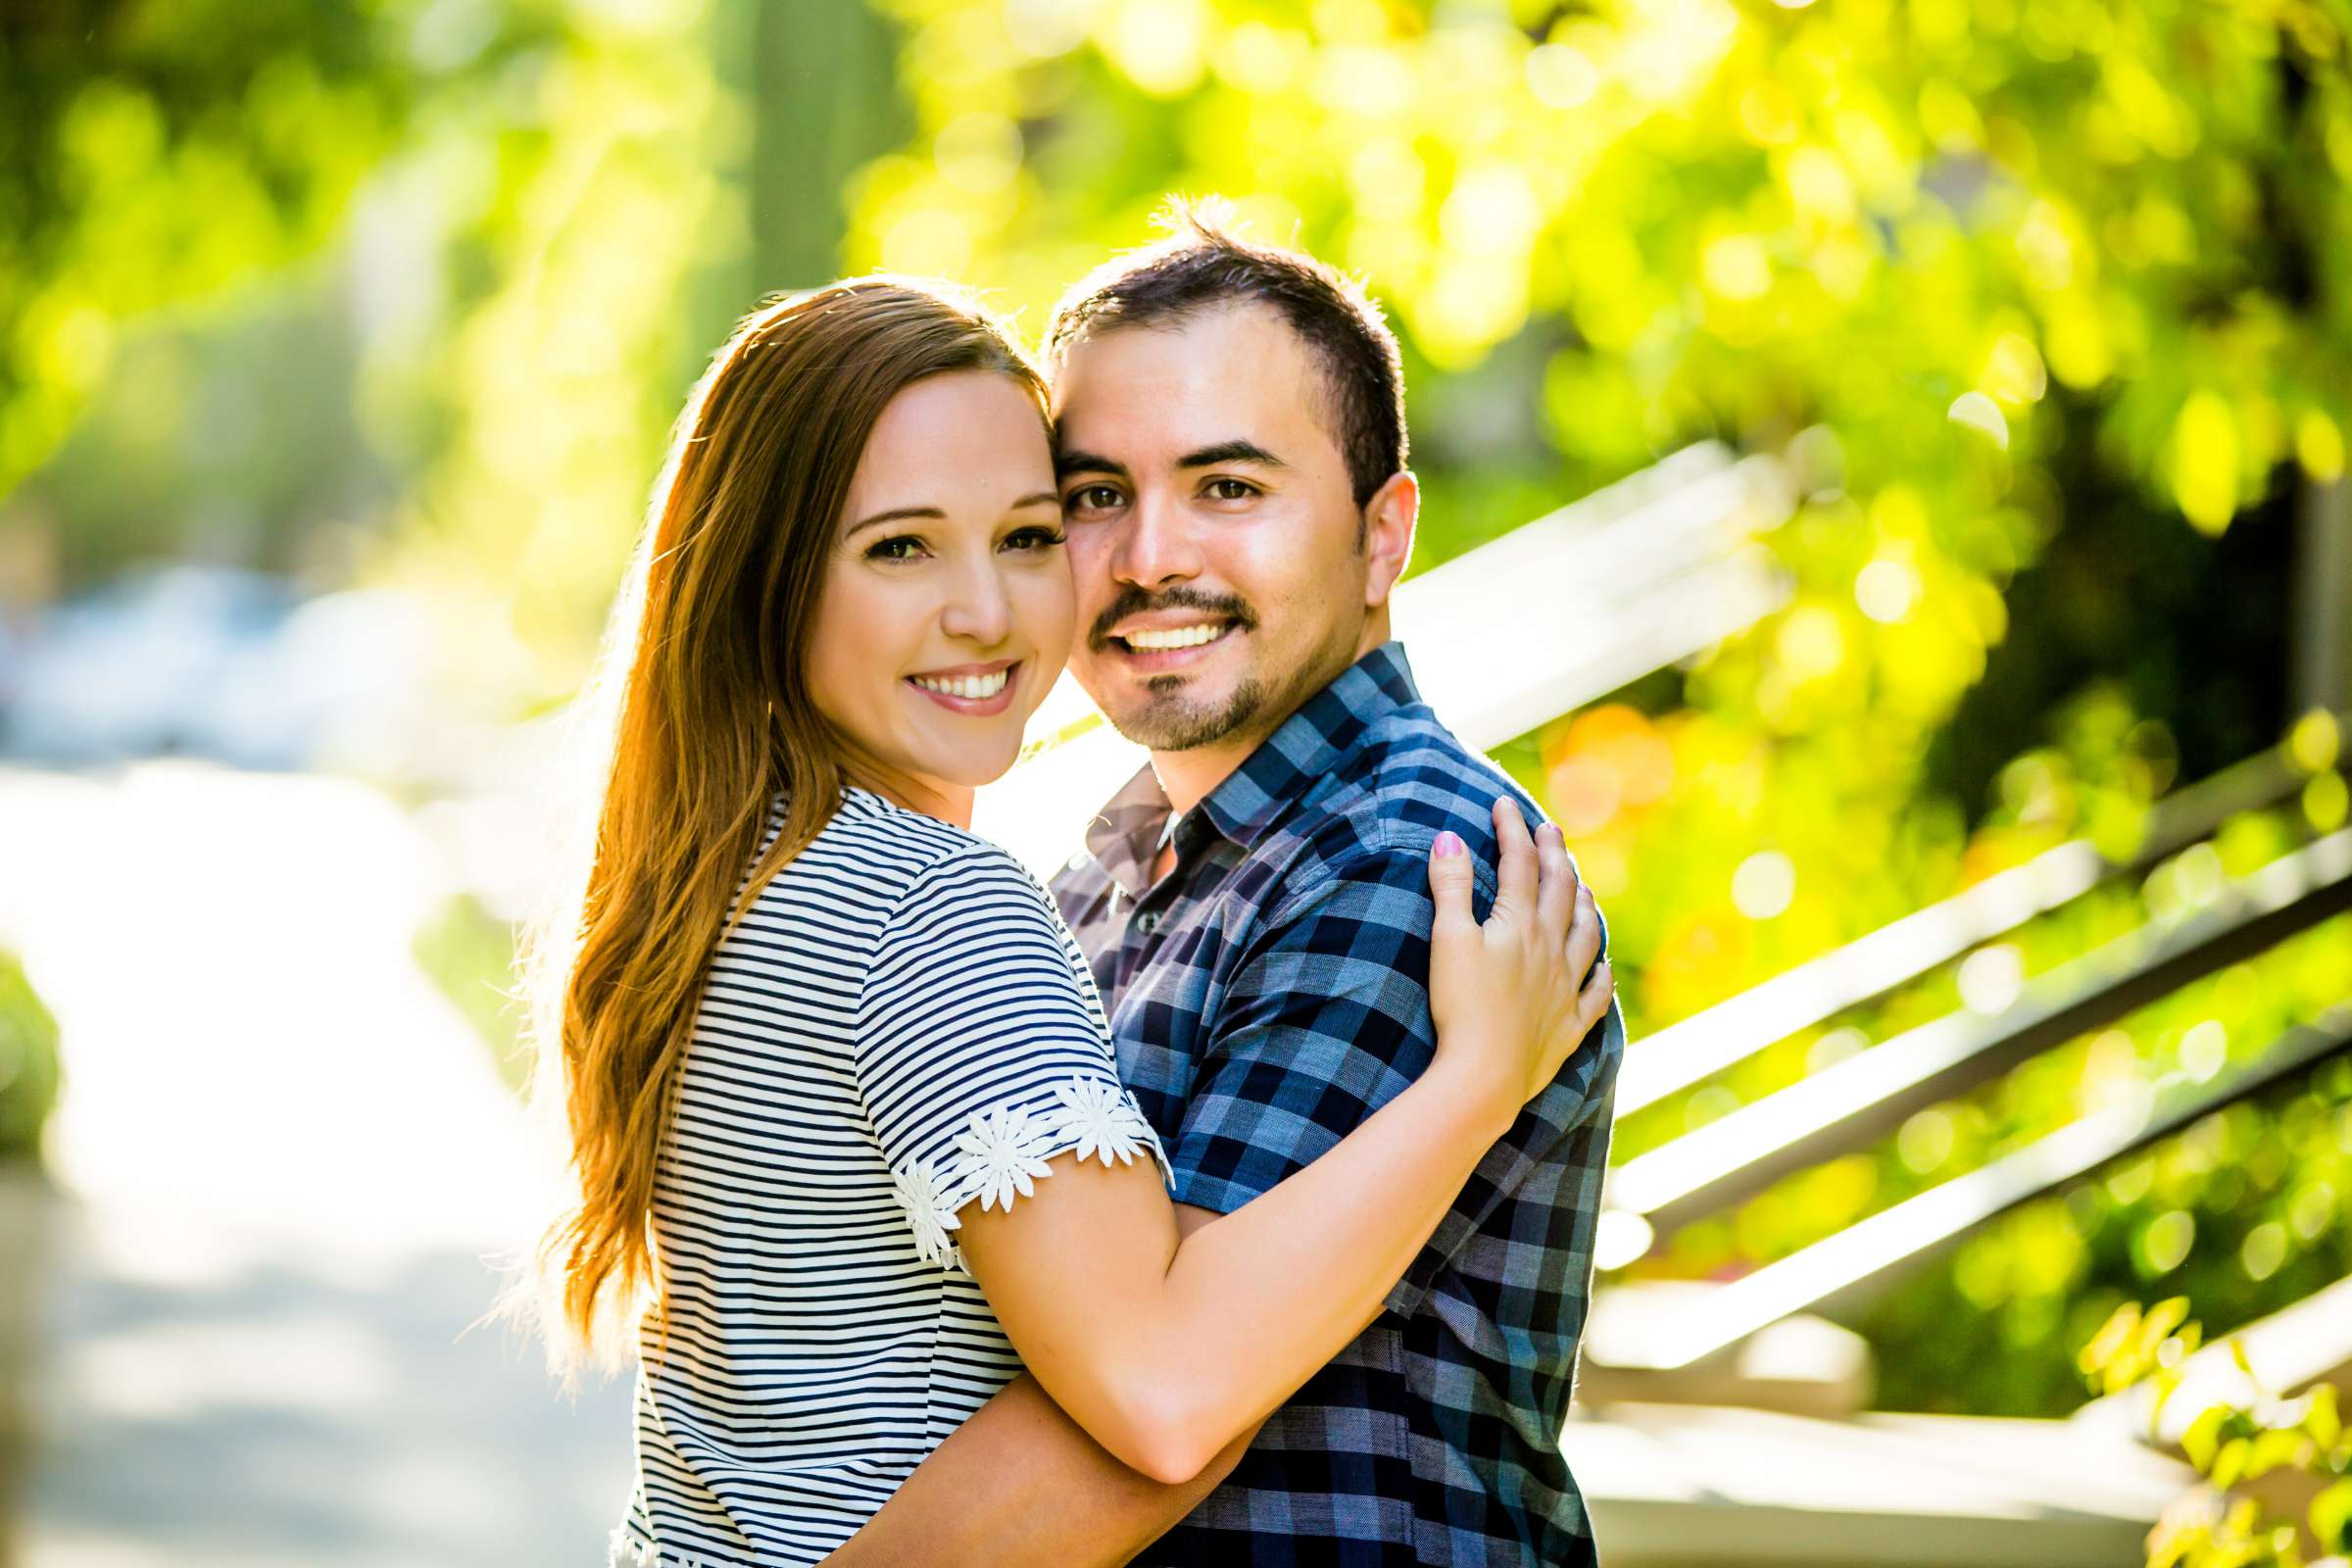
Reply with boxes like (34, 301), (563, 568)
(956, 799), (1612, 1486)
(818, 1373), (1254, 1568)
(821, 1212), (1250, 1568)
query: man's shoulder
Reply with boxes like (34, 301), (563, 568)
(1289, 703), (1543, 881)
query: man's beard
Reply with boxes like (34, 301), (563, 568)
(1085, 583), (1364, 756)
(1111, 672), (1271, 752)
(1086, 584), (1269, 752)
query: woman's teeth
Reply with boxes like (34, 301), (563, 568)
(1125, 622), (1227, 651)
(910, 668), (1009, 700)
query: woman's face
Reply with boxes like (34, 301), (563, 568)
(805, 369), (1074, 814)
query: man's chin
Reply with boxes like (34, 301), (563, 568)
(1099, 677), (1267, 753)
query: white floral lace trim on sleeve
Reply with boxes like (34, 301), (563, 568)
(888, 1076), (1175, 1273)
(611, 1526), (716, 1568)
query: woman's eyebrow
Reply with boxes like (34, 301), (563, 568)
(845, 505), (943, 539)
(846, 493), (1059, 538)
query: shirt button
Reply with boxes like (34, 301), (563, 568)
(1066, 851), (1091, 871)
(1135, 911), (1160, 934)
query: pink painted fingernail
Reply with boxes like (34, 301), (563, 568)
(1434, 830), (1466, 858)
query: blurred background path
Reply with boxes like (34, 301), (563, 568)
(0, 761), (626, 1567)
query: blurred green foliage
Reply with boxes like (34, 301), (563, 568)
(0, 952), (62, 1162)
(0, 0), (720, 689)
(1618, 714), (2352, 1416)
(5, 1), (449, 497)
(1858, 974), (2352, 1416)
(2082, 1298), (2352, 1567)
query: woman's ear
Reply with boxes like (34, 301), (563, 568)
(1361, 469), (1420, 611)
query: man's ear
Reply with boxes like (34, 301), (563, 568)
(1361, 469), (1419, 611)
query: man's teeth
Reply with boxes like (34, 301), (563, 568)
(1125, 622), (1227, 651)
(911, 668), (1009, 700)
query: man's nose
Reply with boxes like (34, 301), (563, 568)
(1111, 490), (1203, 589)
(938, 555), (1014, 646)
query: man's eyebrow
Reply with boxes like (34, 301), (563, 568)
(1177, 440), (1288, 470)
(845, 493), (1060, 538)
(1054, 449), (1130, 481)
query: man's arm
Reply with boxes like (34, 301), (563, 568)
(822, 1209), (1254, 1568)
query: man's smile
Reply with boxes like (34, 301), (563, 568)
(1105, 615), (1242, 672)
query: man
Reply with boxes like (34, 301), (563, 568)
(831, 210), (1625, 1566)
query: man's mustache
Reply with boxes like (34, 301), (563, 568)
(1088, 587), (1259, 650)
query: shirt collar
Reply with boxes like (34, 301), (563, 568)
(1083, 760), (1174, 901)
(1079, 641), (1422, 896)
(1197, 640), (1420, 850)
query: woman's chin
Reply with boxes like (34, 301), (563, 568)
(948, 702), (1061, 790)
(922, 739), (1026, 792)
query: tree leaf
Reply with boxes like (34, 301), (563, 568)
(2313, 1479), (2352, 1550)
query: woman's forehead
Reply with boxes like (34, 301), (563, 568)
(842, 373), (1055, 521)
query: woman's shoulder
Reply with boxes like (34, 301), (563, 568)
(813, 786), (1051, 914)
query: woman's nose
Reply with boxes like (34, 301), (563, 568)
(938, 557), (1014, 646)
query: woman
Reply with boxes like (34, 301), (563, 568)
(528, 277), (1612, 1568)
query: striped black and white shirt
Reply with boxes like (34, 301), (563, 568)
(610, 786), (1170, 1568)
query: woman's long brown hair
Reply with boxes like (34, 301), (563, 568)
(524, 277), (1046, 1370)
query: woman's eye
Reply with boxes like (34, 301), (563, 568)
(866, 535), (926, 562)
(1205, 478), (1256, 501)
(1004, 526), (1067, 552)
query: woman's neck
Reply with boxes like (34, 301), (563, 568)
(844, 759), (975, 829)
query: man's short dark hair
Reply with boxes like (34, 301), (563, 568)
(1043, 200), (1407, 508)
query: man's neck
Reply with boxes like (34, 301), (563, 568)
(1146, 737), (1255, 821)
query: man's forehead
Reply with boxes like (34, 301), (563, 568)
(1051, 303), (1322, 453)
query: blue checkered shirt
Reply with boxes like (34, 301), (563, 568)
(1049, 642), (1624, 1567)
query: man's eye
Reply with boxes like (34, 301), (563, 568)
(1067, 484), (1123, 513)
(1004, 526), (1067, 552)
(866, 535), (926, 561)
(1205, 478), (1256, 501)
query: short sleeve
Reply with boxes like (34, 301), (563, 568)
(1174, 843), (1619, 1318)
(855, 844), (1171, 1274)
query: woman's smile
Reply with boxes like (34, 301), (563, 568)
(906, 658), (1023, 715)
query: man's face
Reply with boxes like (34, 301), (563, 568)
(1052, 302), (1392, 757)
